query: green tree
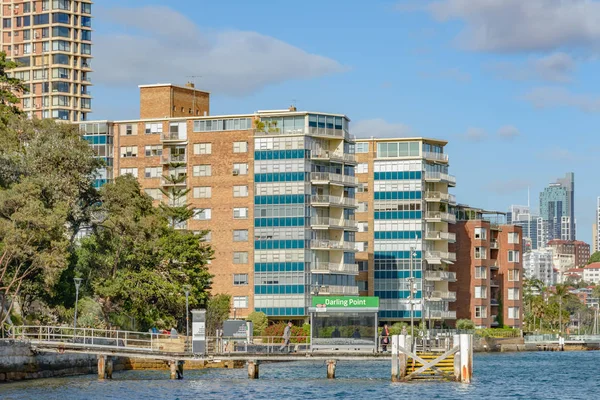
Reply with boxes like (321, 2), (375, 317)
(206, 294), (231, 336)
(159, 162), (194, 229)
(246, 311), (268, 336)
(456, 319), (475, 330)
(0, 51), (28, 115)
(588, 252), (600, 265)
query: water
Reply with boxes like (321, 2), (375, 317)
(1, 352), (599, 400)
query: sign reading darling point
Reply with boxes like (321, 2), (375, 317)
(312, 296), (379, 309)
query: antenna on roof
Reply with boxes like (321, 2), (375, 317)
(289, 99), (297, 112)
(186, 75), (202, 116)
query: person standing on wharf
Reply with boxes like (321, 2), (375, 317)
(280, 321), (293, 353)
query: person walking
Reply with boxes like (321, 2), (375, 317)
(280, 321), (293, 353)
(381, 323), (390, 352)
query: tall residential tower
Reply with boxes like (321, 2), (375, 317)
(539, 173), (575, 244)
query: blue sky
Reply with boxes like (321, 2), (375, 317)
(92, 0), (600, 244)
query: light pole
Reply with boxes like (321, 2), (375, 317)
(73, 278), (83, 337)
(184, 287), (190, 349)
(409, 246), (416, 351)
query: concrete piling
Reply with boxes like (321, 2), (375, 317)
(459, 334), (472, 384)
(247, 360), (259, 379)
(97, 355), (105, 380)
(326, 360), (337, 379)
(391, 335), (399, 382)
(169, 360), (177, 380)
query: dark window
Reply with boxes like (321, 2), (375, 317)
(3, 18), (11, 28)
(52, 13), (70, 24)
(33, 14), (49, 25)
(52, 53), (70, 65)
(81, 16), (91, 27)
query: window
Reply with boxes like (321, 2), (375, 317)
(357, 222), (368, 232)
(192, 165), (211, 177)
(358, 183), (368, 193)
(233, 274), (248, 286)
(508, 307), (520, 320)
(233, 252), (248, 264)
(233, 185), (248, 197)
(508, 288), (520, 301)
(475, 286), (487, 299)
(144, 167), (162, 179)
(145, 145), (162, 157)
(120, 168), (138, 177)
(193, 186), (211, 198)
(475, 306), (487, 319)
(355, 143), (369, 153)
(145, 123), (163, 134)
(120, 146), (138, 158)
(81, 2), (92, 14)
(475, 266), (487, 279)
(233, 163), (248, 175)
(194, 143), (212, 155)
(474, 247), (486, 260)
(358, 202), (368, 212)
(474, 227), (487, 240)
(193, 118), (252, 132)
(233, 296), (248, 309)
(194, 209), (212, 220)
(144, 188), (162, 201)
(357, 163), (369, 174)
(357, 281), (368, 291)
(233, 141), (248, 153)
(358, 261), (368, 272)
(355, 241), (368, 252)
(508, 269), (520, 282)
(508, 232), (520, 244)
(508, 250), (520, 263)
(233, 208), (248, 219)
(201, 231), (212, 242)
(233, 230), (249, 242)
(377, 141), (420, 158)
(125, 124), (133, 135)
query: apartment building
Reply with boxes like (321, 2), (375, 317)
(523, 249), (555, 287)
(354, 138), (457, 324)
(449, 206), (523, 329)
(81, 83), (359, 319)
(547, 240), (590, 268)
(0, 0), (93, 121)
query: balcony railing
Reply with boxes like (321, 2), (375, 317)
(310, 217), (357, 230)
(161, 154), (187, 164)
(430, 291), (457, 301)
(490, 279), (500, 287)
(161, 177), (187, 186)
(311, 195), (357, 208)
(161, 132), (187, 142)
(490, 263), (499, 270)
(424, 271), (457, 282)
(424, 172), (457, 186)
(310, 240), (356, 252)
(317, 285), (359, 296)
(310, 172), (358, 186)
(491, 299), (500, 306)
(490, 240), (499, 249)
(424, 191), (456, 204)
(428, 310), (456, 319)
(425, 251), (457, 262)
(311, 150), (357, 164)
(311, 262), (359, 275)
(424, 212), (456, 224)
(255, 127), (355, 142)
(424, 231), (456, 242)
(423, 152), (449, 162)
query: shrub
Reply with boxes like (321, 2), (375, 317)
(263, 322), (309, 343)
(246, 311), (268, 336)
(456, 319), (476, 330)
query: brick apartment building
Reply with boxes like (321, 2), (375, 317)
(449, 206), (523, 329)
(547, 240), (591, 268)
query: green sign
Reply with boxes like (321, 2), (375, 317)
(312, 296), (379, 309)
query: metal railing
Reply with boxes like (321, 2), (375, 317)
(424, 191), (456, 203)
(310, 217), (356, 230)
(310, 172), (358, 186)
(424, 271), (457, 281)
(424, 251), (457, 262)
(490, 279), (500, 287)
(427, 311), (457, 319)
(312, 262), (359, 274)
(424, 211), (456, 224)
(311, 150), (357, 164)
(254, 127), (355, 142)
(161, 132), (187, 142)
(425, 231), (456, 241)
(430, 291), (457, 301)
(310, 239), (356, 251)
(422, 152), (449, 162)
(317, 285), (360, 296)
(490, 240), (499, 249)
(424, 172), (456, 186)
(7, 326), (187, 353)
(161, 154), (187, 164)
(311, 195), (357, 208)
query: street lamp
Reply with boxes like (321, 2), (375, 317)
(73, 277), (83, 337)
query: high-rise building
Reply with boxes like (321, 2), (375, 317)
(354, 138), (457, 324)
(547, 240), (590, 269)
(507, 205), (539, 250)
(0, 0), (93, 121)
(449, 206), (523, 329)
(80, 83), (359, 319)
(539, 173), (575, 244)
(523, 249), (555, 287)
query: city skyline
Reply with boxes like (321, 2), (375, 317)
(85, 0), (599, 245)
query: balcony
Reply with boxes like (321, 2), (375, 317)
(425, 251), (457, 264)
(490, 240), (499, 249)
(317, 285), (359, 296)
(161, 132), (187, 143)
(308, 127), (355, 142)
(424, 231), (456, 242)
(311, 262), (359, 275)
(311, 195), (357, 208)
(429, 291), (457, 302)
(424, 191), (456, 204)
(424, 271), (457, 282)
(428, 310), (456, 319)
(310, 240), (357, 252)
(161, 177), (187, 187)
(310, 217), (357, 231)
(491, 299), (500, 306)
(424, 172), (456, 187)
(423, 152), (449, 163)
(490, 263), (499, 270)
(161, 154), (187, 164)
(424, 211), (456, 224)
(311, 150), (357, 164)
(490, 279), (500, 287)
(310, 172), (358, 186)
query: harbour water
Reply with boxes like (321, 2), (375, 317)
(0, 351), (598, 399)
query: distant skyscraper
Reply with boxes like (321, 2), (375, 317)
(539, 173), (575, 244)
(507, 205), (539, 250)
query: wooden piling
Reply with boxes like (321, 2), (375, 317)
(97, 355), (105, 380)
(248, 360), (259, 379)
(169, 360), (177, 380)
(105, 356), (113, 379)
(326, 360), (337, 379)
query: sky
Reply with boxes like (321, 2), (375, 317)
(91, 0), (600, 244)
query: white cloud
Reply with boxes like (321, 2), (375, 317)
(427, 0), (600, 53)
(489, 53), (576, 83)
(352, 119), (413, 138)
(497, 125), (520, 139)
(93, 6), (347, 96)
(484, 179), (531, 195)
(459, 127), (487, 142)
(524, 87), (600, 112)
